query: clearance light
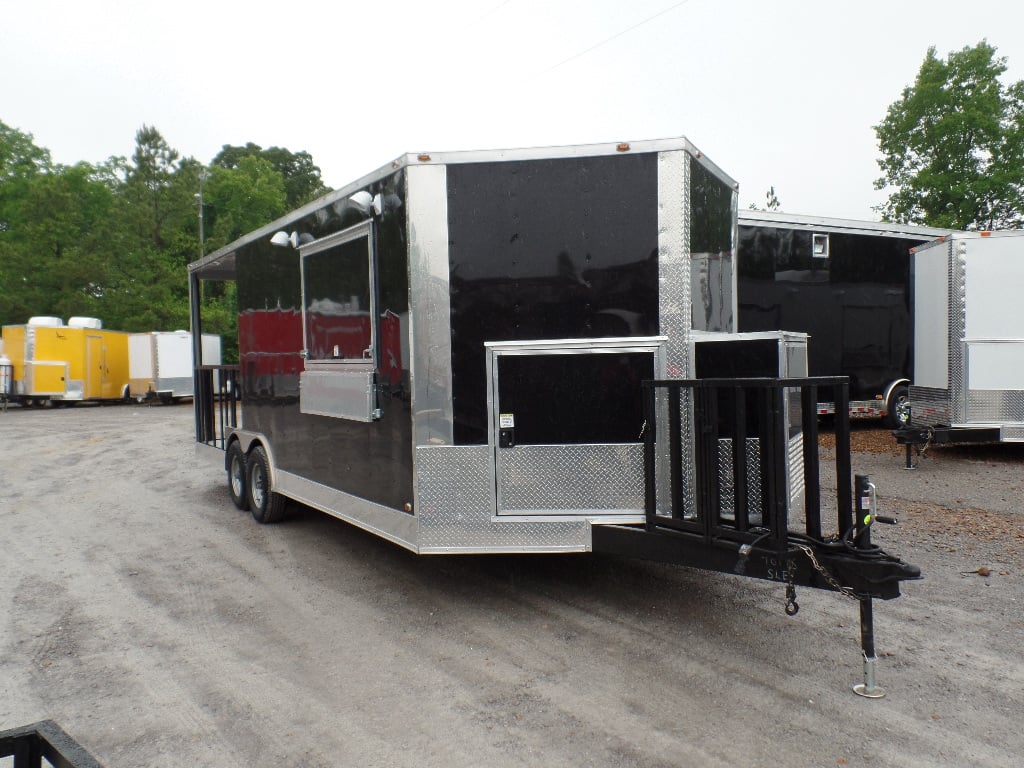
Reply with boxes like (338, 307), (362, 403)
(417, 154), (431, 162)
(616, 143), (630, 152)
(980, 231), (992, 236)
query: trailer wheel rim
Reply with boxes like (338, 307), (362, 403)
(230, 454), (245, 499)
(250, 461), (266, 510)
(893, 394), (910, 425)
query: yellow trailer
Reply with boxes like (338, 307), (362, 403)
(0, 317), (131, 405)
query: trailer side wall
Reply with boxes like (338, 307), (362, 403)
(738, 227), (925, 402)
(235, 169), (414, 510)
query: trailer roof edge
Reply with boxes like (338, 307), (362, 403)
(738, 209), (952, 239)
(190, 136), (734, 278)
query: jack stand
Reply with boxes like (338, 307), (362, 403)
(852, 476), (886, 698)
(853, 597), (885, 698)
(854, 651), (885, 699)
(903, 442), (916, 470)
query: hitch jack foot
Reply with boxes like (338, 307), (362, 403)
(853, 654), (885, 698)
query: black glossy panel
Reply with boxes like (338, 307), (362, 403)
(690, 159), (734, 257)
(447, 153), (660, 444)
(737, 226), (927, 401)
(497, 352), (653, 445)
(234, 170), (412, 510)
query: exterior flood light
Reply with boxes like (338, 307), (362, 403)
(271, 230), (296, 247)
(271, 231), (311, 248)
(348, 191), (385, 217)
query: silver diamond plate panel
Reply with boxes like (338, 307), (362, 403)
(786, 432), (804, 528)
(415, 445), (589, 553)
(965, 390), (1024, 423)
(717, 438), (763, 523)
(1001, 425), (1024, 441)
(909, 386), (952, 427)
(950, 239), (967, 422)
(657, 149), (691, 374)
(654, 150), (696, 517)
(497, 444), (644, 513)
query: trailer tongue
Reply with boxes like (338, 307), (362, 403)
(592, 376), (920, 696)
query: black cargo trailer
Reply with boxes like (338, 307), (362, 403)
(189, 139), (918, 689)
(738, 211), (949, 426)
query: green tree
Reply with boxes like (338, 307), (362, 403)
(212, 142), (328, 208)
(204, 155), (289, 251)
(748, 186), (781, 212)
(13, 163), (118, 321)
(874, 40), (1024, 230)
(0, 122), (52, 322)
(124, 125), (197, 250)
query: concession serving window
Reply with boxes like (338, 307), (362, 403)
(298, 220), (380, 421)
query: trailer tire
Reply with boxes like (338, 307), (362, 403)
(246, 445), (286, 523)
(886, 385), (910, 428)
(227, 442), (249, 511)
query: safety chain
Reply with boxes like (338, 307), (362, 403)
(792, 542), (862, 602)
(918, 428), (934, 460)
(784, 578), (799, 616)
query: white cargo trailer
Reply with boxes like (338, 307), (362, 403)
(902, 231), (1024, 446)
(129, 331), (221, 402)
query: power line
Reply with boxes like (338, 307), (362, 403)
(542, 0), (693, 74)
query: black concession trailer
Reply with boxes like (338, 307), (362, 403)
(738, 210), (950, 426)
(189, 138), (918, 691)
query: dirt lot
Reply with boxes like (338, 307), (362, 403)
(1, 404), (1022, 767)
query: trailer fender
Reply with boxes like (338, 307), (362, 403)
(882, 379), (911, 428)
(227, 430), (280, 490)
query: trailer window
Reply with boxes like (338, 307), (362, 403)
(300, 222), (375, 364)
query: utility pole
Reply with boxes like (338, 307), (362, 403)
(195, 169), (209, 259)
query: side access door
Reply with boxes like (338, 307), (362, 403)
(486, 337), (665, 519)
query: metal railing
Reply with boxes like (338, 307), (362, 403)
(194, 364), (239, 449)
(0, 720), (103, 768)
(643, 376), (853, 547)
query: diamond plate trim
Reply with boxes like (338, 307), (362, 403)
(1000, 425), (1024, 441)
(909, 385), (951, 427)
(965, 390), (1024, 423)
(654, 150), (696, 517)
(786, 432), (804, 529)
(416, 445), (589, 552)
(717, 438), (763, 524)
(950, 239), (967, 422)
(497, 444), (644, 513)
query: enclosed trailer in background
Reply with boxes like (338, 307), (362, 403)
(737, 211), (949, 426)
(129, 331), (221, 402)
(899, 231), (1024, 446)
(188, 138), (918, 683)
(0, 317), (131, 405)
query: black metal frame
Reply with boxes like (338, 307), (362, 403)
(194, 364), (240, 448)
(893, 424), (1002, 468)
(593, 376), (920, 600)
(0, 721), (103, 768)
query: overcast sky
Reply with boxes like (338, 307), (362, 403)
(3, 0), (1023, 221)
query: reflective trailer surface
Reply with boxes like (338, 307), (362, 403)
(446, 153), (660, 444)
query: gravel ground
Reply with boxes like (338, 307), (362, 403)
(1, 404), (1022, 768)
